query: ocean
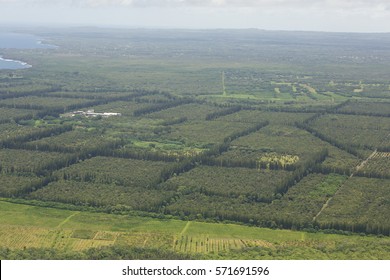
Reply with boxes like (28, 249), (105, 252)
(0, 32), (55, 69)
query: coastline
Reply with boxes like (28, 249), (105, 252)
(0, 55), (32, 69)
(0, 32), (57, 69)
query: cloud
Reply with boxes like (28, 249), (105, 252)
(1, 0), (389, 32)
(1, 0), (390, 9)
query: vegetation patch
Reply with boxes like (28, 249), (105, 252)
(317, 177), (390, 235)
(258, 153), (299, 169)
(356, 152), (390, 178)
(163, 120), (253, 146)
(308, 114), (390, 150)
(0, 174), (41, 196)
(0, 149), (66, 174)
(71, 230), (97, 240)
(24, 128), (120, 153)
(29, 180), (175, 211)
(337, 100), (390, 116)
(163, 165), (292, 201)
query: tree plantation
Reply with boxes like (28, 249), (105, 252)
(0, 28), (390, 259)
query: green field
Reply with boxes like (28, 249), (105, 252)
(1, 200), (389, 259)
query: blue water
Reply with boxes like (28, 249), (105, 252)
(0, 32), (55, 69)
(0, 57), (31, 70)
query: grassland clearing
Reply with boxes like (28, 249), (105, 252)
(1, 200), (389, 259)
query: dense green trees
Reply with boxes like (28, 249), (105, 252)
(205, 105), (242, 120)
(1, 29), (390, 240)
(0, 246), (197, 260)
(133, 99), (194, 116)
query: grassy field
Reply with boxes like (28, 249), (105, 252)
(0, 200), (389, 259)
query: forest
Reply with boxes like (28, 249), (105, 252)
(0, 28), (390, 259)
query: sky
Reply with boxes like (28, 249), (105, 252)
(1, 0), (390, 32)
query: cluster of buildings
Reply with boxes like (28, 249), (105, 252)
(64, 109), (121, 118)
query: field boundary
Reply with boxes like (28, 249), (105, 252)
(56, 212), (80, 228)
(180, 221), (191, 236)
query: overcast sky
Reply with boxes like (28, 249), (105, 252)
(1, 0), (390, 32)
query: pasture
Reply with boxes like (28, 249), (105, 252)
(1, 200), (390, 259)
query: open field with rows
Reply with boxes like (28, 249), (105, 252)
(1, 200), (390, 259)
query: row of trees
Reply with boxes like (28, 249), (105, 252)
(314, 164), (353, 177)
(335, 100), (390, 117)
(205, 105), (242, 120)
(1, 85), (387, 236)
(0, 245), (196, 260)
(0, 113), (35, 125)
(0, 85), (62, 100)
(1, 89), (171, 121)
(133, 98), (194, 117)
(355, 170), (390, 180)
(315, 221), (390, 236)
(201, 156), (298, 171)
(160, 117), (188, 126)
(275, 148), (329, 195)
(377, 146), (390, 152)
(295, 122), (362, 158)
(0, 125), (73, 149)
(107, 148), (183, 162)
(223, 121), (269, 143)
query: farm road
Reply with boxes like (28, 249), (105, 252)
(56, 212), (80, 228)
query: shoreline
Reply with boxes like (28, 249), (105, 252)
(0, 55), (32, 69)
(0, 32), (57, 70)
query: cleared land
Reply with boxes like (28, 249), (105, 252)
(1, 200), (389, 259)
